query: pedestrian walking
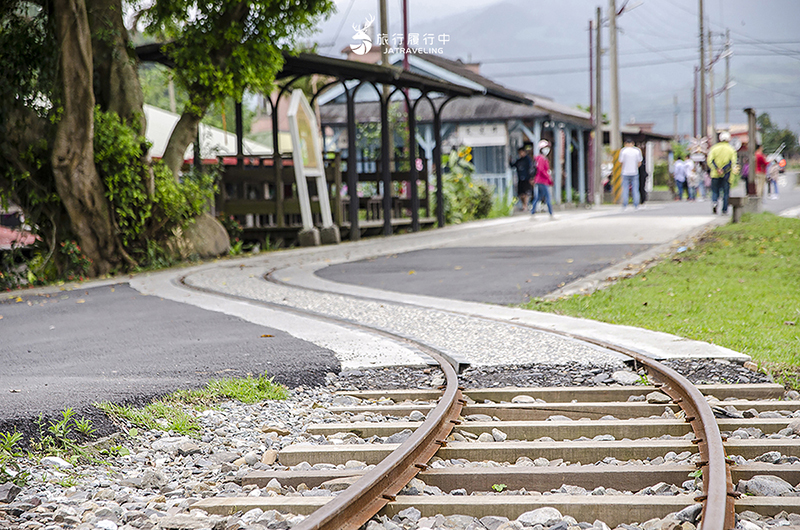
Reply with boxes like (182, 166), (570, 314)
(755, 144), (768, 198)
(673, 155), (688, 200)
(531, 140), (554, 218)
(638, 157), (648, 207)
(707, 131), (738, 215)
(767, 157), (780, 199)
(686, 158), (699, 201)
(510, 147), (534, 212)
(619, 139), (642, 210)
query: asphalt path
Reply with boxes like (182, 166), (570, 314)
(317, 244), (650, 305)
(0, 284), (338, 440)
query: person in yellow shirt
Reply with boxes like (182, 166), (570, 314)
(707, 131), (737, 215)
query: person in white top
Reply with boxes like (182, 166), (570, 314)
(619, 139), (643, 209)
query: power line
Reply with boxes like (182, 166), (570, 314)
(490, 55), (698, 78)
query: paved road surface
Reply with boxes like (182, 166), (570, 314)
(0, 284), (338, 439)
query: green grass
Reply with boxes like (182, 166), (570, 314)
(96, 372), (288, 436)
(524, 213), (800, 380)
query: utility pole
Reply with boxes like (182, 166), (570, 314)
(725, 28), (731, 124)
(608, 0), (622, 203)
(673, 95), (678, 139)
(594, 6), (603, 206)
(708, 29), (716, 140)
(692, 66), (698, 137)
(699, 0), (706, 138)
(608, 0), (621, 154)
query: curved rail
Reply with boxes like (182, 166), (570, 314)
(180, 272), (734, 530)
(549, 332), (736, 530)
(292, 348), (463, 530)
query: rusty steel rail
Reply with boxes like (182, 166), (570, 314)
(542, 331), (736, 530)
(181, 271), (734, 529)
(291, 348), (464, 530)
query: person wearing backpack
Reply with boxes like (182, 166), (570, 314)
(707, 131), (738, 215)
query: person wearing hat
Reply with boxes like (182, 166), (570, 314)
(531, 139), (554, 218)
(707, 131), (737, 215)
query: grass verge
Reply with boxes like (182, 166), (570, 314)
(96, 372), (289, 436)
(523, 213), (800, 386)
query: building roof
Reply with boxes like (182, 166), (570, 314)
(144, 105), (272, 159)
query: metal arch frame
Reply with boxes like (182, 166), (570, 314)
(341, 80), (368, 241)
(414, 94), (458, 228)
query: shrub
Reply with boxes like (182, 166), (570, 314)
(441, 147), (495, 224)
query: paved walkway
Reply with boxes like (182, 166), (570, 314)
(2, 175), (798, 433)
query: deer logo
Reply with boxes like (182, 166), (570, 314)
(350, 14), (375, 56)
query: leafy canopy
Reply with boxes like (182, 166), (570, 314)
(142, 0), (335, 116)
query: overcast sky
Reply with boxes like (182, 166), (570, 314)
(311, 0), (800, 137)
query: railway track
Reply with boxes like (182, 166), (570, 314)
(190, 351), (799, 529)
(169, 269), (800, 530)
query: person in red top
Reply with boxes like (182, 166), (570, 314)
(531, 139), (554, 218)
(755, 144), (768, 198)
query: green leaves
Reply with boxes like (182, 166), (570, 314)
(143, 0), (335, 113)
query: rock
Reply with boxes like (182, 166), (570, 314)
(477, 432), (495, 443)
(264, 478), (282, 493)
(445, 515), (478, 528)
(786, 390), (800, 401)
(151, 436), (192, 453)
(261, 449), (278, 465)
(511, 395), (536, 403)
(321, 476), (360, 492)
(755, 451), (782, 464)
(95, 521), (118, 530)
(675, 504), (702, 523)
(451, 488), (467, 495)
(611, 370), (641, 385)
(646, 391), (672, 404)
(628, 395), (646, 402)
(533, 458), (549, 467)
(737, 521), (761, 530)
(480, 516), (510, 530)
(210, 451), (239, 464)
(40, 456), (73, 469)
(180, 213), (230, 258)
(244, 452), (260, 465)
(464, 414), (493, 422)
(397, 507), (421, 523)
(0, 482), (21, 503)
(177, 441), (201, 456)
(409, 410), (425, 421)
(157, 514), (223, 529)
(593, 434), (615, 441)
(385, 429), (413, 444)
(737, 475), (794, 497)
(332, 395), (360, 406)
(400, 478), (425, 496)
(344, 460), (366, 469)
(496, 523), (524, 530)
(546, 415), (573, 422)
(516, 507), (563, 526)
(260, 425), (291, 436)
(492, 428), (508, 442)
(788, 419), (800, 435)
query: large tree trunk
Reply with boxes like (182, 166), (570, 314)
(162, 110), (204, 178)
(51, 0), (118, 276)
(87, 0), (145, 135)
